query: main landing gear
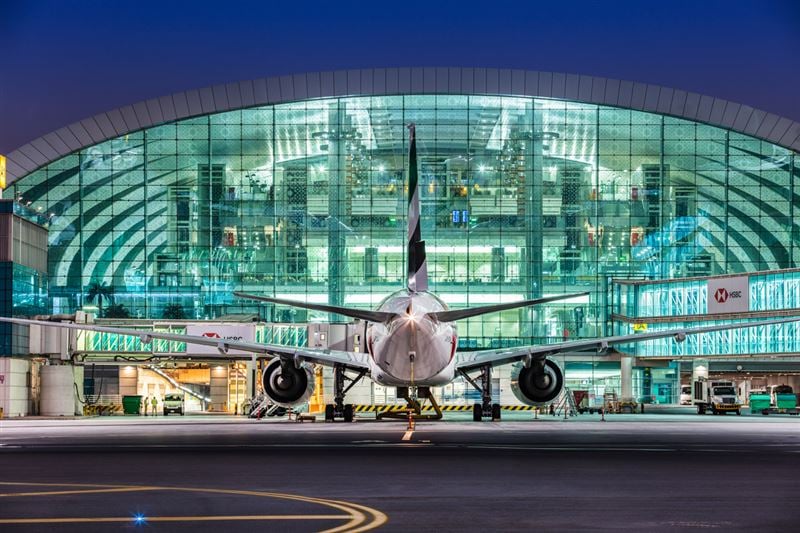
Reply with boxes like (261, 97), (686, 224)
(459, 365), (501, 421)
(324, 364), (366, 422)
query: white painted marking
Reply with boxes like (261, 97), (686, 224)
(401, 430), (413, 441)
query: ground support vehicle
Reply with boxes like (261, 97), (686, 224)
(749, 386), (798, 415)
(693, 380), (741, 415)
(162, 393), (185, 416)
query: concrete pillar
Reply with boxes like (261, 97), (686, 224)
(209, 364), (229, 412)
(692, 359), (709, 383)
(119, 365), (138, 396)
(0, 358), (32, 417)
(41, 365), (75, 417)
(692, 359), (709, 402)
(620, 355), (634, 402)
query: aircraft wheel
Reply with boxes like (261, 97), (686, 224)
(343, 404), (354, 423)
(325, 404), (335, 422)
(472, 403), (482, 422)
(491, 403), (501, 420)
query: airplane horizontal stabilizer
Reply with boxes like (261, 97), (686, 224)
(427, 292), (589, 322)
(233, 292), (396, 323)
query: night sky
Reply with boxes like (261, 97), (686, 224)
(1, 0), (798, 154)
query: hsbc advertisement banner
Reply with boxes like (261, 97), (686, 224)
(707, 276), (749, 314)
(185, 324), (256, 355)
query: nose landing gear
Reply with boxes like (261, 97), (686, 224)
(377, 386), (443, 420)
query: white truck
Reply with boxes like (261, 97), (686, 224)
(693, 379), (741, 415)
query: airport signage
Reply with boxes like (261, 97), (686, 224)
(707, 276), (749, 314)
(185, 324), (256, 355)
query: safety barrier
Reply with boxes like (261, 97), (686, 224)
(83, 404), (123, 416)
(354, 404), (542, 412)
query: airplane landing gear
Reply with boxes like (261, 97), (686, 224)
(377, 386), (443, 420)
(461, 365), (501, 421)
(324, 364), (365, 422)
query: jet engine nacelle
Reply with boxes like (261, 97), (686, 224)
(510, 359), (564, 406)
(261, 359), (315, 407)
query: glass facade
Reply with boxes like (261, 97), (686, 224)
(612, 268), (800, 357)
(7, 95), (798, 349)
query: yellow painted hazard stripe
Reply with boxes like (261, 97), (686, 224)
(353, 405), (541, 412)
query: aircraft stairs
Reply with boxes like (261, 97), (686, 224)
(552, 387), (580, 418)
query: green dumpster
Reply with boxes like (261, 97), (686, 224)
(749, 393), (771, 414)
(122, 395), (143, 415)
(776, 393), (797, 411)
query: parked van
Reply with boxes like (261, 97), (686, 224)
(163, 393), (185, 416)
(680, 385), (692, 405)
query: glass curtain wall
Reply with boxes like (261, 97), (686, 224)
(8, 95), (797, 349)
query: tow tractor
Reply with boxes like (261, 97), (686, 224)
(693, 379), (741, 415)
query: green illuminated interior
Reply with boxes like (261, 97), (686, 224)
(9, 94), (799, 349)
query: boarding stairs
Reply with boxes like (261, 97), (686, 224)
(552, 387), (580, 418)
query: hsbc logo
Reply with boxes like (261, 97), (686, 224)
(713, 288), (743, 304)
(714, 288), (728, 303)
(202, 332), (244, 341)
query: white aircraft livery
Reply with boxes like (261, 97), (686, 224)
(3, 124), (800, 422)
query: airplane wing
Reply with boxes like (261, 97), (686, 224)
(0, 317), (370, 371)
(456, 315), (800, 372)
(427, 292), (588, 322)
(233, 292), (395, 323)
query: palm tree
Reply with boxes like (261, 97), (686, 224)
(85, 281), (114, 317)
(104, 303), (130, 319)
(162, 304), (187, 320)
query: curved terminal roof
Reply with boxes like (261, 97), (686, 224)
(5, 67), (800, 185)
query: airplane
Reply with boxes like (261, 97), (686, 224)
(3, 124), (800, 423)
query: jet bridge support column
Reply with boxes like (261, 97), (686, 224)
(620, 355), (634, 403)
(209, 364), (229, 412)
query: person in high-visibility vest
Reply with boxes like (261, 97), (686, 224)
(143, 396), (150, 416)
(151, 396), (159, 416)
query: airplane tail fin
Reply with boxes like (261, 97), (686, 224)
(406, 123), (428, 292)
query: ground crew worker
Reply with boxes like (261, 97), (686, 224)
(151, 396), (158, 416)
(143, 396), (150, 416)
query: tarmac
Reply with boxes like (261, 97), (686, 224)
(1, 411), (799, 531)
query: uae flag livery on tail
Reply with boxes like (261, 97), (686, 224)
(406, 123), (428, 293)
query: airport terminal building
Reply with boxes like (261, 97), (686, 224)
(2, 68), (800, 415)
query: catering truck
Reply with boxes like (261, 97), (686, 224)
(693, 379), (741, 415)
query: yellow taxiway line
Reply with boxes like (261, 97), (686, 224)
(0, 481), (388, 533)
(0, 515), (351, 524)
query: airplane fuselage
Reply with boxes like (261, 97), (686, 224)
(366, 290), (457, 387)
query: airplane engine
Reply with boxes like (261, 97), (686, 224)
(261, 359), (315, 407)
(510, 359), (564, 405)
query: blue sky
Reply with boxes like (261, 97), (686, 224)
(1, 0), (798, 152)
